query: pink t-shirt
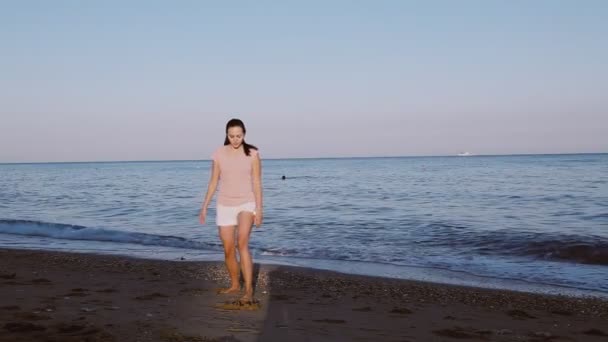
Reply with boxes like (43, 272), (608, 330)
(212, 146), (259, 206)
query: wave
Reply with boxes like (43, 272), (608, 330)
(513, 239), (608, 265)
(583, 213), (608, 221)
(418, 222), (608, 265)
(0, 219), (215, 251)
(2, 219), (607, 267)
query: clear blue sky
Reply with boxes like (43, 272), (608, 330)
(1, 0), (607, 162)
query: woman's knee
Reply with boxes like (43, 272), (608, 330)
(223, 244), (236, 257)
(237, 241), (249, 253)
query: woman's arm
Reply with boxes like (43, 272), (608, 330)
(252, 152), (263, 226)
(199, 160), (220, 224)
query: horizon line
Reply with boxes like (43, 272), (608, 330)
(1, 151), (606, 165)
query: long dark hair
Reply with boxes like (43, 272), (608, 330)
(224, 118), (257, 156)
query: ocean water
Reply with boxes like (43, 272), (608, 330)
(1, 154), (607, 297)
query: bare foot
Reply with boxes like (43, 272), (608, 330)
(217, 287), (240, 295)
(240, 290), (254, 303)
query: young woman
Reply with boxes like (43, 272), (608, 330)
(199, 118), (263, 303)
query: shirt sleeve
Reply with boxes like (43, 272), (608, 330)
(211, 148), (220, 162)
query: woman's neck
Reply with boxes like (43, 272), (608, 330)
(228, 145), (243, 153)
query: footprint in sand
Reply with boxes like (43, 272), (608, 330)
(53, 323), (86, 333)
(312, 319), (346, 324)
(103, 306), (120, 311)
(506, 309), (536, 320)
(352, 306), (372, 312)
(50, 323), (109, 340)
(215, 300), (261, 311)
(433, 327), (475, 339)
(4, 322), (46, 332)
(390, 307), (412, 315)
(30, 278), (52, 284)
(159, 328), (212, 341)
(550, 309), (573, 316)
(13, 312), (52, 321)
(134, 293), (169, 300)
(227, 327), (260, 333)
(33, 305), (56, 313)
(178, 288), (209, 296)
(583, 329), (608, 336)
(270, 294), (291, 301)
(95, 288), (118, 293)
(3, 281), (23, 285)
(1, 305), (20, 311)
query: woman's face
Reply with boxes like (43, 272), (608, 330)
(227, 126), (245, 149)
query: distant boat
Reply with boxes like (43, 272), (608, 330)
(457, 152), (474, 156)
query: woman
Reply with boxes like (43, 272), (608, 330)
(199, 118), (263, 303)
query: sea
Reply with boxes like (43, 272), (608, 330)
(1, 154), (606, 297)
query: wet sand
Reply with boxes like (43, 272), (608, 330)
(1, 248), (607, 341)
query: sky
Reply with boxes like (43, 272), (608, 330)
(1, 0), (607, 162)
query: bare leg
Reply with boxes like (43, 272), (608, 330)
(237, 212), (255, 301)
(218, 225), (240, 294)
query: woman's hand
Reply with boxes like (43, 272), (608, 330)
(199, 208), (207, 225)
(254, 208), (263, 227)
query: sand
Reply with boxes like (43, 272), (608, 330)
(0, 248), (607, 341)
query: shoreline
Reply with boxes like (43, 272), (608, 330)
(1, 248), (607, 341)
(4, 244), (607, 299)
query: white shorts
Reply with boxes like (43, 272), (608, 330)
(216, 202), (256, 227)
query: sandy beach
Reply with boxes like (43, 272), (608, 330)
(0, 248), (607, 342)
